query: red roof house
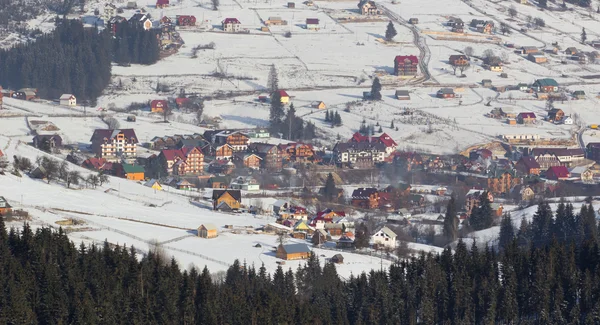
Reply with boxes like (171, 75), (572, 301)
(151, 100), (168, 113)
(348, 132), (397, 154)
(175, 97), (191, 108)
(546, 166), (570, 180)
(223, 18), (241, 24)
(177, 15), (196, 26)
(517, 112), (536, 124)
(394, 55), (419, 76)
(156, 0), (169, 8)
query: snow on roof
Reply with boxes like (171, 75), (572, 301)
(60, 94), (75, 100)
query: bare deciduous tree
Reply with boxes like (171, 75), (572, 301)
(508, 5), (517, 18)
(464, 46), (474, 57)
(105, 117), (120, 130)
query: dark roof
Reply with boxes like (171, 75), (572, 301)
(352, 187), (378, 198)
(394, 55), (419, 65)
(248, 142), (278, 154)
(449, 54), (469, 62)
(334, 142), (386, 152)
(122, 163), (145, 174)
(547, 166), (570, 178)
(90, 129), (138, 143)
(33, 134), (63, 142)
(438, 88), (455, 94)
(517, 112), (536, 119)
(306, 18), (319, 24)
(281, 243), (311, 254)
(223, 18), (240, 24)
(212, 189), (241, 201)
(532, 148), (584, 158)
(534, 78), (559, 87)
(517, 156), (540, 170)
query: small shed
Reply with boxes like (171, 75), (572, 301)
(60, 94), (76, 106)
(311, 101), (326, 109)
(331, 253), (344, 264)
(127, 115), (136, 122)
(408, 18), (418, 24)
(395, 90), (410, 100)
(482, 79), (492, 88)
(288, 2), (295, 7)
(198, 223), (218, 238)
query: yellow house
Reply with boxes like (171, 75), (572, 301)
(490, 65), (503, 72)
(293, 220), (314, 234)
(144, 179), (163, 191)
(311, 101), (326, 109)
(276, 90), (290, 104)
(212, 189), (241, 211)
(121, 163), (145, 181)
(198, 224), (218, 238)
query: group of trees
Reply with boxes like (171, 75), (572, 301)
(0, 19), (112, 101)
(11, 155), (107, 188)
(5, 212), (600, 324)
(499, 200), (599, 250)
(324, 110), (342, 127)
(113, 21), (161, 66)
(268, 67), (317, 141)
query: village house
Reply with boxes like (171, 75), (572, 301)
(275, 90), (290, 104)
(211, 130), (249, 152)
(547, 108), (565, 123)
(208, 175), (229, 189)
(565, 47), (578, 55)
(207, 159), (235, 175)
(176, 15), (196, 26)
(114, 163), (145, 181)
(306, 18), (319, 30)
(176, 179), (194, 190)
(476, 21), (494, 34)
(465, 190), (494, 216)
(395, 90), (410, 100)
(102, 3), (117, 21)
(448, 54), (470, 67)
(33, 134), (63, 150)
(487, 169), (521, 195)
(587, 143), (600, 162)
(129, 13), (152, 31)
(59, 94), (76, 106)
(336, 235), (355, 249)
(311, 101), (326, 109)
(447, 17), (464, 28)
(358, 0), (379, 15)
(0, 196), (12, 216)
(247, 142), (283, 171)
(437, 88), (456, 99)
(408, 18), (418, 24)
(333, 142), (386, 167)
(528, 53), (547, 63)
(232, 152), (262, 169)
(82, 158), (113, 173)
(521, 46), (539, 54)
(351, 188), (379, 209)
(546, 166), (571, 180)
(532, 78), (559, 93)
(573, 90), (586, 99)
(312, 229), (331, 246)
(563, 116), (574, 125)
(158, 147), (204, 175)
(90, 129), (138, 163)
(279, 142), (316, 163)
(212, 189), (241, 211)
(222, 18), (241, 32)
(198, 224), (218, 238)
(229, 176), (260, 191)
(348, 132), (398, 155)
(151, 100), (168, 113)
(515, 156), (541, 175)
(517, 112), (536, 124)
(156, 0), (169, 8)
(371, 226), (397, 249)
(393, 55), (419, 76)
(482, 79), (493, 88)
(532, 148), (585, 169)
(144, 179), (163, 191)
(514, 185), (535, 201)
(276, 243), (311, 260)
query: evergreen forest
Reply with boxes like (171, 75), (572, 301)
(3, 200), (600, 324)
(0, 19), (160, 102)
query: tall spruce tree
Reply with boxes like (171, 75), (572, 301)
(443, 195), (458, 242)
(322, 173), (337, 201)
(385, 21), (397, 41)
(469, 191), (494, 231)
(371, 77), (382, 100)
(498, 213), (515, 250)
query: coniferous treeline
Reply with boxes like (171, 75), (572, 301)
(4, 201), (600, 324)
(0, 19), (112, 101)
(113, 21), (160, 66)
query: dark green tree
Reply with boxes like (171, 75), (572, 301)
(443, 195), (458, 242)
(385, 21), (397, 41)
(498, 213), (515, 250)
(321, 173), (337, 201)
(371, 77), (382, 100)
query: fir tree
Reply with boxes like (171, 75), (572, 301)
(469, 191), (494, 231)
(385, 21), (397, 41)
(267, 64), (279, 94)
(269, 91), (284, 134)
(498, 213), (515, 250)
(322, 173), (337, 201)
(581, 27), (587, 44)
(371, 77), (382, 100)
(443, 194), (458, 242)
